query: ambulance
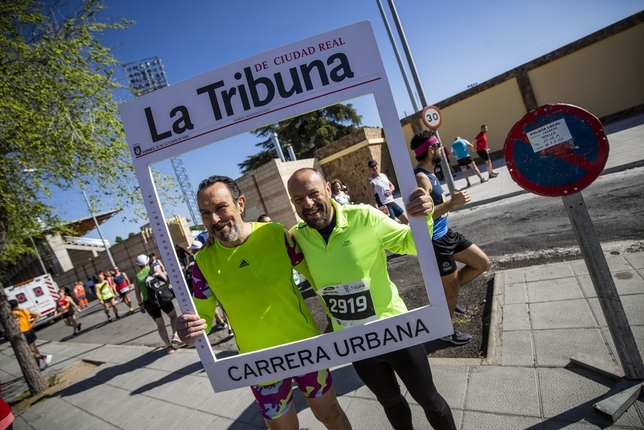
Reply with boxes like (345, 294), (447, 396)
(5, 274), (61, 328)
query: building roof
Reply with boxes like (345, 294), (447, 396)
(54, 210), (120, 237)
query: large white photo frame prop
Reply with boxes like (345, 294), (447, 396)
(119, 21), (453, 392)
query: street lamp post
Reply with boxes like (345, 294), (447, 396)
(79, 184), (116, 267)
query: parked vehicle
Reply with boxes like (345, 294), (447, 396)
(5, 274), (61, 328)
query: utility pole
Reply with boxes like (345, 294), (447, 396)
(382, 0), (456, 194)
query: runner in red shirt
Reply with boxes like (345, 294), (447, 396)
(474, 125), (498, 179)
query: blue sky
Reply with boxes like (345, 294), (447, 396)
(50, 0), (643, 243)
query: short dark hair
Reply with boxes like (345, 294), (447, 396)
(481, 124), (487, 128)
(367, 159), (377, 168)
(257, 214), (270, 222)
(409, 129), (438, 161)
(197, 175), (243, 202)
(9, 299), (18, 309)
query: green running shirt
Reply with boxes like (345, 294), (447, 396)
(194, 222), (319, 354)
(290, 200), (432, 331)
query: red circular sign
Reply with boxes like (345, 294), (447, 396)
(421, 105), (442, 130)
(503, 104), (609, 197)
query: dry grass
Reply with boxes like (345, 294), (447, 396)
(9, 360), (101, 416)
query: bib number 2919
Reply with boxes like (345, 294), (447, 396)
(319, 280), (377, 328)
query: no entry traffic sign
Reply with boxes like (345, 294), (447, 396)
(504, 104), (609, 197)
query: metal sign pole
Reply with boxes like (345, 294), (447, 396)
(563, 192), (644, 380)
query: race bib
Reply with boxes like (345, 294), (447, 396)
(317, 280), (377, 329)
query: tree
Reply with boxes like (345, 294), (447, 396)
(238, 103), (363, 174)
(0, 0), (143, 395)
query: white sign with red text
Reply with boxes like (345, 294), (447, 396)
(120, 21), (452, 392)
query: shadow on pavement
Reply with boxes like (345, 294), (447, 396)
(57, 348), (169, 397)
(130, 361), (204, 395)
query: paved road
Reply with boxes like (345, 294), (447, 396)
(449, 166), (644, 268)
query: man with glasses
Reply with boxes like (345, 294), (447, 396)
(366, 159), (408, 224)
(410, 130), (490, 345)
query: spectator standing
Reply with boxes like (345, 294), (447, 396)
(411, 130), (491, 345)
(366, 159), (408, 224)
(330, 179), (351, 205)
(451, 137), (487, 187)
(474, 125), (498, 179)
(10, 300), (52, 370)
(72, 281), (88, 308)
(86, 277), (95, 297)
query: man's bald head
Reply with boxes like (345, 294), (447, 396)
(288, 168), (334, 229)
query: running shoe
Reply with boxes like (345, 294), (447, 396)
(115, 315), (120, 320)
(38, 357), (47, 371)
(465, 182), (472, 188)
(107, 317), (113, 323)
(166, 344), (176, 354)
(481, 178), (488, 183)
(228, 330), (234, 337)
(439, 331), (472, 345)
(77, 323), (82, 332)
(489, 172), (499, 178)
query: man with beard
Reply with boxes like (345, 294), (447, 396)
(176, 175), (351, 430)
(410, 129), (490, 346)
(287, 168), (456, 430)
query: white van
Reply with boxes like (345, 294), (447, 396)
(6, 274), (61, 328)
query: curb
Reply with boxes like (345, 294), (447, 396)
(484, 272), (504, 366)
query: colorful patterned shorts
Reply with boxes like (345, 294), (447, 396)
(250, 369), (332, 420)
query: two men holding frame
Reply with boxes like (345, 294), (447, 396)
(120, 20), (456, 430)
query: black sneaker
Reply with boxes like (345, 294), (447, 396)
(465, 182), (472, 188)
(481, 178), (488, 183)
(489, 172), (499, 178)
(440, 331), (472, 345)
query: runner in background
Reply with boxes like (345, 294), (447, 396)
(95, 271), (119, 322)
(112, 266), (135, 314)
(55, 288), (82, 337)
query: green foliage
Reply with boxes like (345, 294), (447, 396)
(238, 103), (362, 174)
(0, 1), (181, 272)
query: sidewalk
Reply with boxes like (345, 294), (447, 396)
(2, 252), (642, 429)
(2, 114), (643, 429)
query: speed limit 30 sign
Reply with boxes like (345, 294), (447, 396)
(422, 105), (442, 130)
